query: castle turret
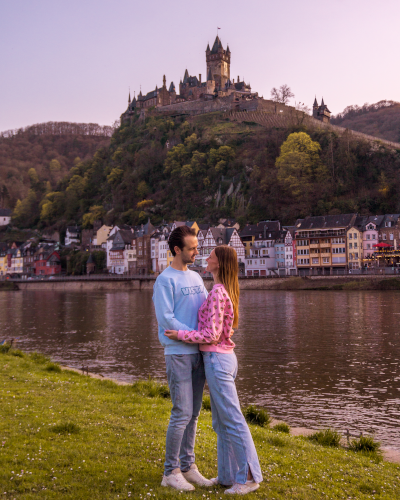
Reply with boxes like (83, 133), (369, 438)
(313, 97), (331, 123)
(206, 35), (230, 89)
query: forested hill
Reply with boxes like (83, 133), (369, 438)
(331, 101), (400, 143)
(0, 122), (112, 209)
(6, 112), (400, 231)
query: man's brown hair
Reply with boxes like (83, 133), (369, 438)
(168, 226), (197, 256)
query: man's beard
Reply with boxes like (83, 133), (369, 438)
(182, 254), (195, 265)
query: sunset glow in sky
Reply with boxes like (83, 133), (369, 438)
(1, 0), (399, 131)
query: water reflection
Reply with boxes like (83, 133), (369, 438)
(0, 289), (399, 450)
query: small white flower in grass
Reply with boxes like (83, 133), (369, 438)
(110, 481), (113, 484)
(82, 460), (85, 462)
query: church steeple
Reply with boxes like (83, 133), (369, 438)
(128, 89), (131, 104)
(313, 96), (318, 107)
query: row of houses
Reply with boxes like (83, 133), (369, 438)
(2, 212), (400, 278)
(102, 219), (246, 275)
(0, 241), (61, 277)
(241, 213), (400, 276)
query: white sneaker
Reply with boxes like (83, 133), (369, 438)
(182, 464), (214, 487)
(161, 468), (195, 491)
(224, 480), (260, 495)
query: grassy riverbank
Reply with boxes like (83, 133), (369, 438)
(1, 349), (400, 499)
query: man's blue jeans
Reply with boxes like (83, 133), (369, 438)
(164, 353), (205, 476)
(202, 351), (263, 485)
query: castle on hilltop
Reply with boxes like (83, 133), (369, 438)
(121, 36), (331, 124)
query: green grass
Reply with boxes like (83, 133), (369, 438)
(243, 405), (271, 427)
(272, 422), (290, 434)
(308, 429), (342, 448)
(1, 350), (400, 499)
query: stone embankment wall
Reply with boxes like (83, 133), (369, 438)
(14, 275), (397, 292)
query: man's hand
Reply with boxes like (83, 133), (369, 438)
(165, 330), (179, 340)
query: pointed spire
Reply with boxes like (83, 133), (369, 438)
(211, 35), (223, 53)
(226, 44), (230, 54)
(128, 88), (131, 104)
(313, 96), (318, 107)
(321, 97), (325, 106)
(183, 69), (189, 83)
(206, 42), (210, 51)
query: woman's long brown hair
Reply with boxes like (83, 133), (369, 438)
(214, 245), (240, 328)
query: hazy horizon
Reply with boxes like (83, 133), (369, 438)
(2, 0), (400, 132)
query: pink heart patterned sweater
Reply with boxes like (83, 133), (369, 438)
(177, 283), (236, 353)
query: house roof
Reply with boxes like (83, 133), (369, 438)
(0, 208), (11, 217)
(239, 221), (281, 238)
(296, 214), (357, 230)
(198, 223), (210, 231)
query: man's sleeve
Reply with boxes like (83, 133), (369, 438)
(153, 283), (192, 332)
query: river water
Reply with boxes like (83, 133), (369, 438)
(1, 289), (399, 450)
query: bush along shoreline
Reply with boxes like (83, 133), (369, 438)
(1, 346), (400, 499)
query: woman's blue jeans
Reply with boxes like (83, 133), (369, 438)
(202, 351), (263, 485)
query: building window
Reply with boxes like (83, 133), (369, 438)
(349, 243), (352, 249)
(349, 234), (352, 239)
(312, 258), (319, 264)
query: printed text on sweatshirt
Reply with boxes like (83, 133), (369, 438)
(177, 284), (235, 353)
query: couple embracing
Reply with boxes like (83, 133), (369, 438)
(153, 226), (262, 495)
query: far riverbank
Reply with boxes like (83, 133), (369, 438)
(8, 275), (400, 291)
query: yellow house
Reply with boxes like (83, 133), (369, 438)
(0, 253), (8, 277)
(347, 226), (362, 270)
(96, 225), (112, 246)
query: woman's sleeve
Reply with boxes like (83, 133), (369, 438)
(178, 288), (226, 344)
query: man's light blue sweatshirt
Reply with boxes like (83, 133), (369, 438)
(153, 266), (208, 355)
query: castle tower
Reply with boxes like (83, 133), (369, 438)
(313, 97), (331, 123)
(206, 36), (230, 89)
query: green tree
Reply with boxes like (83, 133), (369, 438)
(276, 132), (327, 203)
(107, 168), (123, 185)
(49, 159), (61, 171)
(66, 175), (86, 196)
(82, 205), (106, 228)
(136, 181), (149, 200)
(28, 168), (39, 186)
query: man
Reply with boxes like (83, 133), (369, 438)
(153, 225), (213, 491)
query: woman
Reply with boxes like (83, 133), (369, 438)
(165, 245), (263, 495)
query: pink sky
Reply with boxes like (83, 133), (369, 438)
(1, 0), (399, 131)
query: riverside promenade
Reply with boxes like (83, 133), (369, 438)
(8, 274), (400, 291)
